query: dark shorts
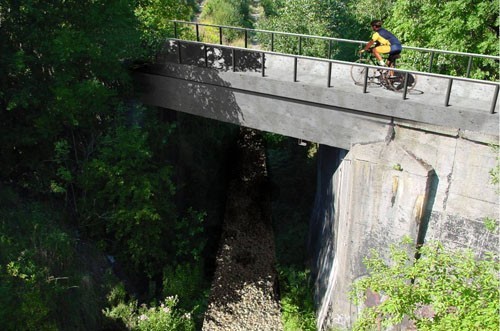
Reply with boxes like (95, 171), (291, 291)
(390, 44), (402, 55)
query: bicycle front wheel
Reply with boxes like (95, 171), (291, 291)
(350, 59), (378, 86)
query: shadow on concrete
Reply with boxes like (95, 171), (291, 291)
(416, 170), (438, 250)
(307, 145), (347, 305)
(158, 40), (263, 73)
(134, 41), (264, 127)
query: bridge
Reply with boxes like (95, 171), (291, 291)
(133, 22), (500, 331)
(134, 21), (499, 150)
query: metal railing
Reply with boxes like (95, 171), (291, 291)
(169, 38), (499, 114)
(171, 20), (500, 80)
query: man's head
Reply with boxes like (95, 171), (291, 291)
(370, 20), (383, 30)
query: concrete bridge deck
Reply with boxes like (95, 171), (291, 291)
(134, 40), (498, 150)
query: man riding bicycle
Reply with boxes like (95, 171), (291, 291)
(359, 20), (402, 68)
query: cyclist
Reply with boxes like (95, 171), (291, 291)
(359, 20), (402, 68)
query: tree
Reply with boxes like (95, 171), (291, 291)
(386, 0), (499, 79)
(257, 0), (362, 60)
(0, 0), (203, 327)
(350, 237), (500, 330)
(135, 0), (195, 55)
(0, 0), (143, 195)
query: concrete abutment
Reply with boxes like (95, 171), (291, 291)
(309, 126), (499, 330)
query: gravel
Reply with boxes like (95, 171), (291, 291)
(202, 128), (283, 331)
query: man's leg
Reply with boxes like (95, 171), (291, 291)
(374, 46), (390, 66)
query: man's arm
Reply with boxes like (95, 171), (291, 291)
(361, 40), (375, 52)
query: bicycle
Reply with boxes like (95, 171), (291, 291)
(350, 48), (417, 92)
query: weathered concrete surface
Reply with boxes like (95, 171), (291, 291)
(394, 126), (499, 254)
(134, 71), (393, 150)
(312, 140), (435, 330)
(311, 125), (499, 330)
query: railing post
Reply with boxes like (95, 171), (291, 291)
(466, 56), (473, 78)
(232, 48), (236, 72)
(327, 62), (332, 87)
(293, 57), (298, 82)
(219, 27), (223, 45)
(490, 85), (499, 114)
(271, 33), (274, 52)
(445, 78), (453, 106)
(244, 29), (248, 48)
(428, 51), (435, 73)
(196, 23), (199, 42)
(298, 36), (302, 55)
(402, 72), (409, 100)
(174, 21), (178, 38)
(261, 53), (265, 77)
(177, 41), (182, 64)
(328, 40), (332, 59)
(363, 65), (369, 93)
(204, 44), (208, 67)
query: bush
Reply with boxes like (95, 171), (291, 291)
(350, 238), (500, 331)
(104, 284), (196, 331)
(278, 266), (316, 331)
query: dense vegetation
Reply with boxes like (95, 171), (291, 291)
(350, 238), (499, 330)
(1, 0), (498, 330)
(257, 0), (499, 78)
(0, 1), (230, 330)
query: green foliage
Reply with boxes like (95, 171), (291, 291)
(198, 0), (252, 43)
(266, 137), (316, 266)
(260, 0), (285, 17)
(266, 136), (317, 329)
(104, 284), (196, 331)
(483, 217), (498, 233)
(0, 0), (142, 194)
(392, 163), (403, 171)
(263, 132), (287, 147)
(201, 0), (251, 27)
(386, 0), (499, 79)
(0, 189), (68, 330)
(257, 0), (361, 60)
(135, 0), (194, 54)
(489, 143), (500, 190)
(350, 239), (500, 330)
(0, 186), (117, 331)
(162, 261), (210, 326)
(0, 1), (216, 330)
(348, 0), (395, 27)
(257, 0), (333, 56)
(79, 119), (177, 277)
(173, 208), (207, 262)
(278, 266), (317, 331)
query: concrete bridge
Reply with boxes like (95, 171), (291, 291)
(133, 30), (499, 330)
(134, 39), (498, 150)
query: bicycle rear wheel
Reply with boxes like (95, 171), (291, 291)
(350, 59), (379, 86)
(386, 72), (417, 91)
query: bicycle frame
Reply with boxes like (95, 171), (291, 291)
(351, 48), (416, 92)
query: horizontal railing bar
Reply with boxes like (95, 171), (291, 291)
(171, 38), (500, 87)
(171, 20), (500, 61)
(171, 20), (365, 46)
